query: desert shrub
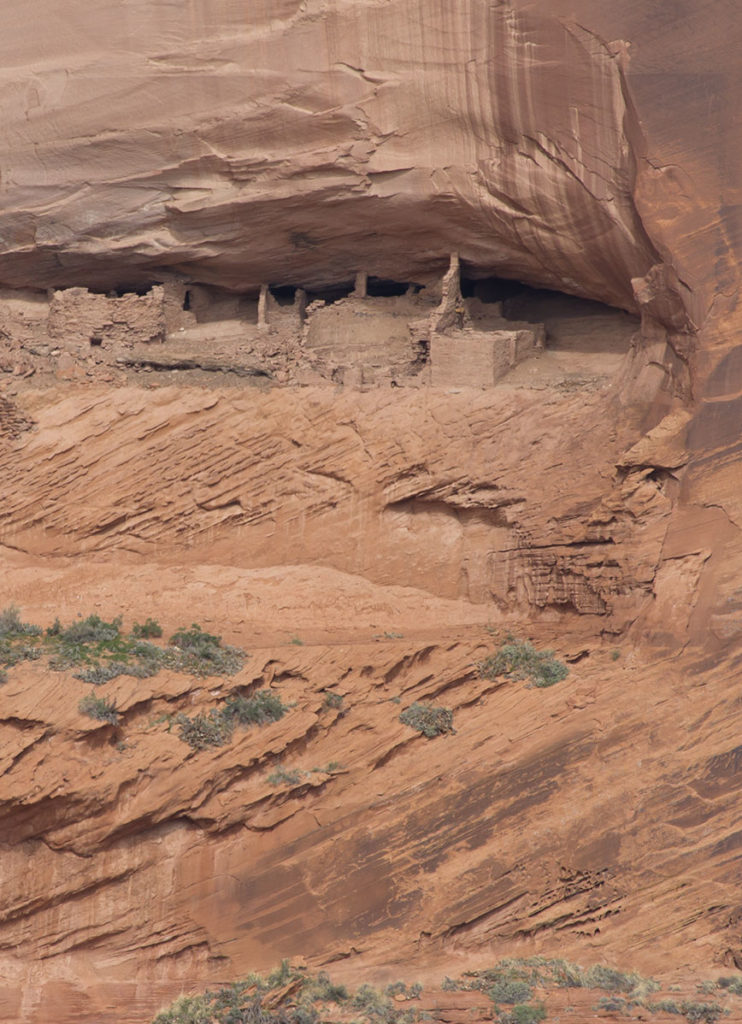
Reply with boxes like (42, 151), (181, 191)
(132, 618), (163, 639)
(224, 690), (288, 726)
(79, 692), (119, 725)
(489, 980), (534, 1005)
(0, 640), (42, 668)
(58, 613), (123, 646)
(266, 960), (294, 988)
(51, 618), (245, 680)
(176, 690), (289, 751)
(49, 614), (137, 673)
(0, 605), (42, 637)
(497, 1005), (546, 1024)
(309, 762), (343, 775)
(323, 690), (343, 709)
(399, 701), (454, 738)
(169, 623), (221, 653)
(352, 984), (395, 1021)
(680, 1003), (723, 1024)
(126, 642), (166, 676)
(544, 960), (586, 989)
(310, 972), (349, 1003)
(648, 1000), (681, 1014)
(582, 966), (638, 994)
(0, 668), (7, 684)
(153, 993), (218, 1024)
(2, 611), (246, 683)
(203, 980), (319, 1024)
(167, 623), (245, 676)
(478, 636), (568, 688)
(455, 964), (540, 996)
(386, 983), (422, 1000)
(453, 960), (657, 1002)
(177, 709), (233, 749)
(595, 996), (632, 1014)
(0, 606), (44, 671)
(718, 976), (742, 995)
(267, 765), (304, 786)
(75, 661), (134, 685)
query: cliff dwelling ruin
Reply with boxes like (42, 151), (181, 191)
(0, 254), (639, 392)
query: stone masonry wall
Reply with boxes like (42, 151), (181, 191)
(47, 287), (166, 352)
(430, 326), (544, 386)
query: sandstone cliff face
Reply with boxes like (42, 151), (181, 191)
(0, 382), (732, 1024)
(0, 0), (695, 321)
(1, 2), (742, 1023)
(0, 385), (663, 621)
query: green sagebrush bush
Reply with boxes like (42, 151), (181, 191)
(78, 692), (119, 725)
(399, 701), (454, 738)
(478, 636), (568, 689)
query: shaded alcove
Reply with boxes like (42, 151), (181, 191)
(305, 282), (355, 305)
(270, 285), (300, 307)
(108, 284), (153, 298)
(182, 283), (260, 324)
(460, 275), (523, 304)
(461, 274), (639, 355)
(366, 277), (421, 297)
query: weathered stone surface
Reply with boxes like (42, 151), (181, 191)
(0, 385), (657, 617)
(1, 2), (742, 1023)
(0, 0), (688, 323)
(0, 374), (732, 1024)
(430, 328), (542, 387)
(48, 285), (166, 348)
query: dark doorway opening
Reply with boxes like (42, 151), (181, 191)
(109, 284), (153, 298)
(366, 278), (420, 297)
(270, 285), (299, 307)
(460, 275), (523, 303)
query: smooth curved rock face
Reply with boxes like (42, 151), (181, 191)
(0, 0), (661, 311)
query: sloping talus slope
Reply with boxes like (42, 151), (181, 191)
(0, 383), (741, 1024)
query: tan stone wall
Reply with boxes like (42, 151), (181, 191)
(47, 286), (166, 352)
(303, 295), (432, 380)
(430, 326), (542, 386)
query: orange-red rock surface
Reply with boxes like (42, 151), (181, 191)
(0, 378), (741, 1024)
(1, 2), (742, 1023)
(1, 0), (733, 333)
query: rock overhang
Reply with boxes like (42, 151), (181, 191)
(0, 0), (678, 324)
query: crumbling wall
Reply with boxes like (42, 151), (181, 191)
(303, 294), (433, 383)
(261, 286), (305, 333)
(47, 287), (166, 351)
(0, 269), (559, 388)
(430, 326), (544, 387)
